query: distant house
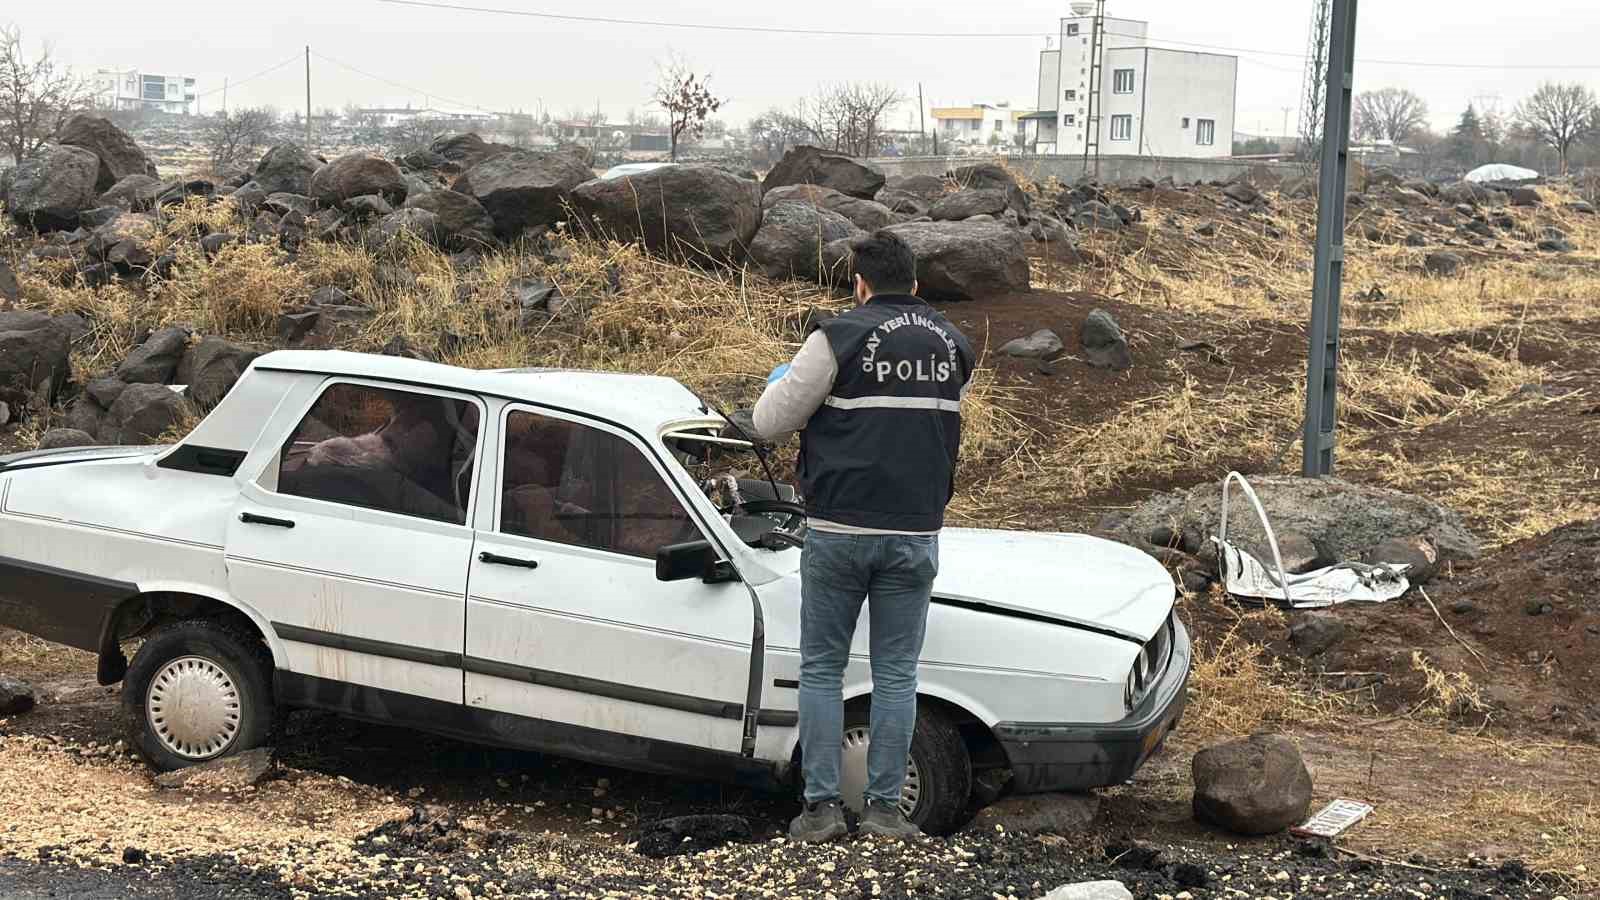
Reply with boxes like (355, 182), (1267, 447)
(931, 103), (1028, 145)
(1029, 2), (1237, 158)
(630, 133), (670, 152)
(354, 106), (499, 128)
(95, 68), (196, 116)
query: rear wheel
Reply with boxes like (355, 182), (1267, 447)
(122, 618), (275, 772)
(838, 703), (972, 836)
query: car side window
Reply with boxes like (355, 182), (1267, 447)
(500, 410), (700, 558)
(276, 383), (480, 525)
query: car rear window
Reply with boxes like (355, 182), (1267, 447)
(277, 383), (479, 524)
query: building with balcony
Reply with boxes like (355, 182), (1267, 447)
(95, 69), (197, 116)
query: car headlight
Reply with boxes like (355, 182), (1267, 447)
(1125, 613), (1176, 711)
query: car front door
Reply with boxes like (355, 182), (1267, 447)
(225, 379), (483, 704)
(464, 404), (754, 753)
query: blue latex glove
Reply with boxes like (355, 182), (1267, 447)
(766, 363), (791, 385)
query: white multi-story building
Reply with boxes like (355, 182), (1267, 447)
(1027, 3), (1236, 158)
(95, 69), (197, 116)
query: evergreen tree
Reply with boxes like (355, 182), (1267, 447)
(1450, 105), (1486, 167)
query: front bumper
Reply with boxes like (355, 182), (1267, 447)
(992, 617), (1191, 793)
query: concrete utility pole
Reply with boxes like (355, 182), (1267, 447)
(222, 76), (229, 113)
(304, 46), (313, 148)
(918, 83), (926, 155)
(1302, 0), (1358, 477)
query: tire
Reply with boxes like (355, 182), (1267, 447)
(842, 703), (972, 836)
(121, 618), (275, 772)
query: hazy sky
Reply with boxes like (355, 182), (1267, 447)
(17, 1), (1600, 137)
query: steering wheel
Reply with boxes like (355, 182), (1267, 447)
(741, 499), (807, 533)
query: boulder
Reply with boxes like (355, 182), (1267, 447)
(176, 336), (262, 409)
(0, 310), (72, 407)
(6, 144), (101, 231)
(1223, 181), (1262, 205)
(428, 132), (514, 169)
(999, 328), (1064, 359)
(114, 326), (192, 384)
(1424, 251), (1463, 277)
(103, 383), (190, 444)
(453, 150), (594, 240)
(1365, 534), (1441, 583)
(199, 232), (237, 258)
(85, 377), (128, 408)
(369, 208), (443, 250)
(1508, 186), (1542, 207)
(78, 205), (123, 229)
(948, 162), (1031, 215)
(930, 189), (1009, 222)
(1039, 883), (1134, 900)
(1081, 309), (1133, 370)
(1192, 733), (1313, 835)
(1440, 181), (1505, 208)
(962, 791), (1099, 834)
(1288, 612), (1348, 657)
(344, 194), (394, 221)
(1281, 177), (1316, 200)
(762, 184), (894, 231)
(251, 144), (322, 196)
(748, 201), (859, 282)
(573, 164), (762, 265)
(0, 258), (17, 304)
(883, 220), (1028, 302)
(403, 189), (497, 250)
(87, 213), (159, 272)
(1067, 200), (1125, 231)
(634, 814), (752, 859)
(0, 674), (35, 716)
(98, 174), (163, 211)
(154, 747), (273, 790)
(1116, 475), (1480, 573)
(762, 145), (885, 200)
(309, 153), (408, 209)
(1029, 214), (1072, 244)
(37, 428), (96, 450)
(885, 173), (949, 201)
(876, 188), (931, 218)
(262, 192), (313, 217)
(55, 114), (158, 192)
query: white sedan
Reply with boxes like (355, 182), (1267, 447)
(0, 351), (1188, 834)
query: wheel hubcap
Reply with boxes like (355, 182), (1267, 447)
(837, 725), (922, 817)
(146, 656), (241, 760)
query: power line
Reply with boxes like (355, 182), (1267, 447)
(376, 0), (1600, 71)
(311, 51), (498, 114)
(193, 52), (303, 99)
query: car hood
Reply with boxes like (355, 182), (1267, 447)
(0, 444), (165, 473)
(933, 528), (1175, 642)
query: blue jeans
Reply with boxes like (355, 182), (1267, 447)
(798, 531), (938, 806)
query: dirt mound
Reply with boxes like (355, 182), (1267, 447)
(360, 804), (512, 854)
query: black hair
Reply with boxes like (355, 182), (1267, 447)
(850, 229), (917, 295)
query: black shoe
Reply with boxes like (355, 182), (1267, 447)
(858, 799), (922, 840)
(788, 799), (848, 843)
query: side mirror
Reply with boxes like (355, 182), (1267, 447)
(655, 540), (739, 583)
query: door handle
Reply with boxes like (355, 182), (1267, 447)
(240, 512), (295, 528)
(479, 551), (538, 570)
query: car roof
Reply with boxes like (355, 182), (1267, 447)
(251, 350), (712, 432)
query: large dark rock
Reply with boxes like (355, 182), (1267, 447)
(1424, 251), (1463, 277)
(36, 428), (96, 450)
(114, 326), (192, 384)
(154, 747), (273, 790)
(6, 144), (100, 231)
(1067, 200), (1126, 231)
(1288, 612), (1348, 657)
(428, 132), (514, 169)
(635, 814), (752, 859)
(0, 310), (72, 407)
(1440, 182), (1505, 208)
(176, 336), (262, 409)
(882, 220), (1030, 302)
(55, 114), (158, 192)
(749, 201), (859, 282)
(310, 153), (408, 209)
(885, 174), (949, 201)
(930, 189), (1009, 222)
(999, 328), (1064, 359)
(368, 208), (442, 251)
(98, 174), (163, 212)
(763, 145), (885, 200)
(762, 184), (894, 231)
(262, 192), (312, 217)
(103, 383), (191, 444)
(1192, 733), (1313, 835)
(948, 162), (1031, 215)
(1222, 181), (1262, 205)
(1081, 309), (1133, 370)
(0, 258), (17, 304)
(0, 674), (35, 716)
(452, 150), (593, 241)
(573, 164), (761, 264)
(87, 213), (159, 272)
(876, 189), (931, 218)
(251, 144), (322, 196)
(403, 189), (496, 250)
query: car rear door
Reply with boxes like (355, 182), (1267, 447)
(225, 379), (483, 704)
(463, 403), (753, 753)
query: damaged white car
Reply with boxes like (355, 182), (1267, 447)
(0, 351), (1189, 834)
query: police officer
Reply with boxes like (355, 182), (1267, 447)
(752, 229), (975, 842)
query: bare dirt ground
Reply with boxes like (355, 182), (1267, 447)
(3, 171), (1599, 897)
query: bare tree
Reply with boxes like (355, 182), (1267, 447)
(0, 24), (92, 165)
(203, 107), (277, 172)
(1515, 81), (1599, 174)
(652, 54), (722, 162)
(1353, 87), (1429, 144)
(798, 82), (903, 158)
(386, 116), (450, 156)
(748, 107), (812, 165)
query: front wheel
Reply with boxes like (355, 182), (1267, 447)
(838, 704), (972, 836)
(122, 618), (276, 771)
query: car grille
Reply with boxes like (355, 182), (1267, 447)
(1128, 612), (1176, 708)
